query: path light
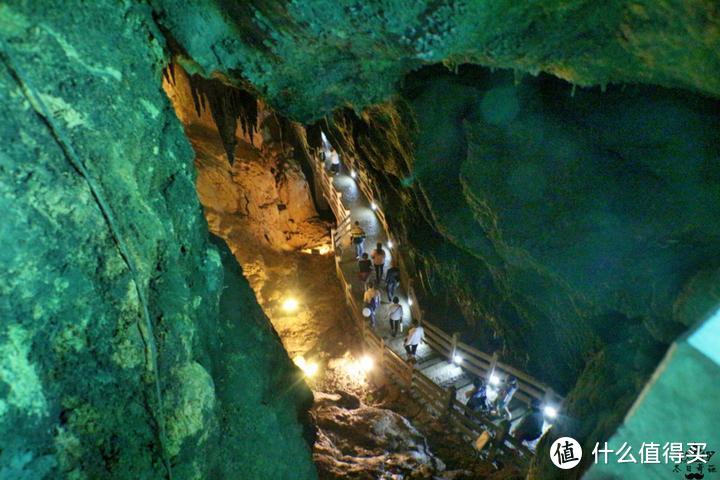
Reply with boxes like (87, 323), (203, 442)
(350, 170), (357, 179)
(453, 354), (463, 365)
(371, 202), (378, 211)
(294, 356), (319, 378)
(282, 297), (299, 312)
(360, 355), (374, 372)
(304, 362), (319, 377)
(543, 405), (558, 420)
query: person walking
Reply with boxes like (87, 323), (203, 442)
(371, 242), (386, 283)
(386, 296), (403, 337)
(350, 221), (366, 258)
(363, 282), (381, 328)
(466, 377), (489, 414)
(329, 147), (340, 175)
(512, 399), (545, 445)
(404, 319), (424, 362)
(385, 260), (400, 301)
(357, 253), (372, 282)
(497, 376), (518, 419)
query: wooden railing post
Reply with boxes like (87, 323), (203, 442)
(488, 352), (499, 381)
(446, 386), (457, 414)
(450, 332), (459, 360)
(543, 387), (556, 406)
(379, 339), (385, 368)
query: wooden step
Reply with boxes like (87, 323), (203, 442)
(416, 355), (445, 372)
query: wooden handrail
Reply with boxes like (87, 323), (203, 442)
(322, 154), (562, 462)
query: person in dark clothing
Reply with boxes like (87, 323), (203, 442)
(357, 253), (372, 282)
(512, 399), (545, 444)
(350, 221), (366, 258)
(466, 378), (489, 414)
(385, 261), (400, 301)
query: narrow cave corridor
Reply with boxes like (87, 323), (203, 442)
(2, 2), (720, 480)
(162, 63), (490, 478)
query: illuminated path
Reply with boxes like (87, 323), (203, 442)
(317, 147), (552, 453)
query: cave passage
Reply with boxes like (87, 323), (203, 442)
(161, 63), (497, 478)
(160, 52), (720, 479)
(314, 136), (561, 442)
(3, 3), (720, 479)
(162, 60), (566, 479)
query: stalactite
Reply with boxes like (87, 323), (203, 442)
(185, 70), (258, 165)
(161, 62), (176, 87)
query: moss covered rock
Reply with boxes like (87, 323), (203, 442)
(0, 2), (316, 478)
(152, 0), (719, 120)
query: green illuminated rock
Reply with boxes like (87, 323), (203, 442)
(2, 0), (718, 478)
(151, 0), (720, 121)
(0, 2), (315, 479)
(322, 66), (720, 478)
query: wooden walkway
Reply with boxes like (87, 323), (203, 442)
(310, 142), (563, 461)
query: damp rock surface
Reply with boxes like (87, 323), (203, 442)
(0, 2), (316, 479)
(163, 63), (330, 252)
(152, 0), (720, 120)
(320, 66), (720, 477)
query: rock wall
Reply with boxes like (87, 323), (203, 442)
(321, 66), (720, 477)
(162, 63), (329, 252)
(12, 1), (711, 478)
(0, 2), (316, 479)
(152, 0), (720, 121)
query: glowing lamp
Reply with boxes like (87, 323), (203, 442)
(543, 406), (558, 419)
(408, 298), (413, 306)
(304, 362), (319, 377)
(293, 356), (319, 378)
(360, 355), (374, 372)
(350, 170), (357, 179)
(387, 240), (394, 248)
(453, 354), (463, 365)
(370, 202), (378, 211)
(489, 374), (500, 386)
(282, 298), (299, 312)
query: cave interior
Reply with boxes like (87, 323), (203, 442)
(1, 1), (719, 479)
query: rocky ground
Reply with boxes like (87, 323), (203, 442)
(199, 156), (526, 479)
(215, 226), (527, 480)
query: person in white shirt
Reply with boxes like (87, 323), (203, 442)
(404, 319), (424, 362)
(363, 282), (381, 327)
(329, 147), (341, 175)
(386, 296), (403, 337)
